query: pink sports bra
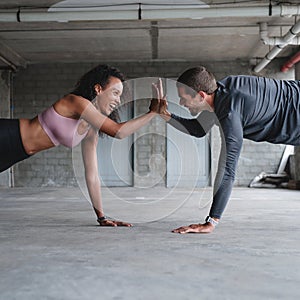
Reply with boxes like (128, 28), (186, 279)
(38, 106), (89, 148)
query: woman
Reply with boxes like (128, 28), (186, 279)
(0, 64), (158, 227)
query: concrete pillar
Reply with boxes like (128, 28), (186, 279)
(291, 63), (300, 183)
(0, 70), (12, 187)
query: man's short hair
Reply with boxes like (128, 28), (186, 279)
(176, 66), (217, 96)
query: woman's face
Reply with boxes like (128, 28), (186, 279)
(95, 76), (123, 116)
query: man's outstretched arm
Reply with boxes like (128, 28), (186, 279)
(158, 94), (216, 138)
(171, 112), (244, 234)
(167, 111), (216, 138)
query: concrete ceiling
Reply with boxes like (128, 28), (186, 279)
(0, 0), (300, 72)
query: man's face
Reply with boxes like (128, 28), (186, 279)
(177, 86), (206, 116)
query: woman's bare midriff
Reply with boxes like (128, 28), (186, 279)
(19, 117), (56, 155)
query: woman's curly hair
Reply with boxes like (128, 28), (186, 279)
(72, 64), (125, 123)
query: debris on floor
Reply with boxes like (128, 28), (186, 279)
(249, 172), (289, 188)
(249, 145), (300, 189)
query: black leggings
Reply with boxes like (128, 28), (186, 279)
(0, 119), (30, 173)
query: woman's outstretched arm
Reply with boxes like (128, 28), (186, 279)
(69, 94), (159, 139)
(81, 129), (132, 227)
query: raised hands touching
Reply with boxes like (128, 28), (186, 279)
(149, 78), (171, 120)
(149, 78), (162, 113)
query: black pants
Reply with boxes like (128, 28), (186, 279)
(0, 119), (30, 173)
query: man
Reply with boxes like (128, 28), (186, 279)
(155, 66), (300, 234)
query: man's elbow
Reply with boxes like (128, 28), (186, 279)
(195, 133), (206, 138)
(190, 130), (206, 138)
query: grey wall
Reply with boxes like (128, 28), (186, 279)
(0, 70), (11, 186)
(0, 59), (289, 187)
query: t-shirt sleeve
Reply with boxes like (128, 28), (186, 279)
(209, 112), (244, 219)
(167, 111), (216, 137)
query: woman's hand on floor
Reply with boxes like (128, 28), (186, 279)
(98, 219), (132, 227)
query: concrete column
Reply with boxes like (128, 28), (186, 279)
(0, 70), (12, 187)
(291, 63), (300, 183)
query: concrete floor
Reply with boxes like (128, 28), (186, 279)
(0, 186), (300, 300)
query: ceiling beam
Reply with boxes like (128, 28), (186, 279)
(150, 21), (158, 60)
(1, 4), (300, 22)
(0, 41), (26, 70)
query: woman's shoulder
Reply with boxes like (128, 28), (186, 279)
(62, 93), (89, 103)
(54, 94), (90, 118)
